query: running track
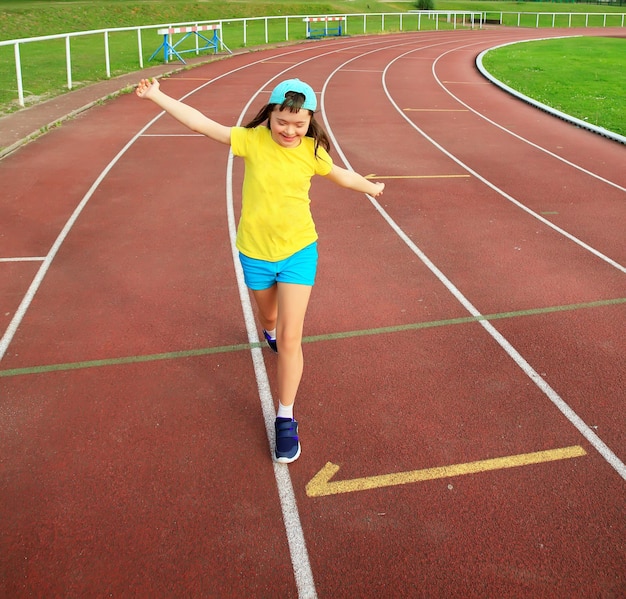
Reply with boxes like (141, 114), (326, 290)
(1, 27), (625, 598)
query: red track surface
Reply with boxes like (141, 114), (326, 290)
(1, 28), (625, 598)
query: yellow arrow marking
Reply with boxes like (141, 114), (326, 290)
(365, 174), (470, 179)
(306, 445), (587, 498)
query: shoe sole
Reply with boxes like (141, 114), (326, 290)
(274, 444), (301, 464)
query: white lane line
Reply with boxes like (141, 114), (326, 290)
(220, 38), (417, 599)
(0, 32), (521, 364)
(0, 35), (387, 362)
(0, 34), (420, 599)
(0, 31), (571, 594)
(219, 38), (409, 599)
(475, 38), (626, 147)
(0, 257), (45, 262)
(406, 42), (626, 273)
(318, 40), (626, 481)
(436, 41), (626, 192)
(0, 131), (147, 361)
(217, 36), (459, 599)
(226, 138), (317, 597)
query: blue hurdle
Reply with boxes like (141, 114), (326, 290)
(303, 16), (346, 38)
(149, 24), (232, 64)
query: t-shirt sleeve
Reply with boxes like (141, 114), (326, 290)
(230, 126), (248, 157)
(315, 146), (333, 176)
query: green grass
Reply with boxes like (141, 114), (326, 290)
(482, 36), (626, 136)
(0, 1), (385, 38)
(1, 0), (623, 39)
(0, 0), (625, 137)
(0, 1), (453, 113)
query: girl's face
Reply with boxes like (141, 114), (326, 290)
(269, 107), (311, 148)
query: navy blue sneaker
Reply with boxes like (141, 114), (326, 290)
(263, 329), (278, 353)
(274, 418), (301, 463)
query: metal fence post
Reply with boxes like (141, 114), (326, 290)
(65, 35), (72, 90)
(14, 42), (24, 107)
(137, 28), (144, 69)
(104, 31), (111, 77)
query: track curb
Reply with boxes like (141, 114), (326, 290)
(475, 36), (626, 146)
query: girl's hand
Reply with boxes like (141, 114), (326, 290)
(136, 77), (159, 99)
(370, 182), (385, 198)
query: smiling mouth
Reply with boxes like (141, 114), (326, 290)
(271, 130), (299, 146)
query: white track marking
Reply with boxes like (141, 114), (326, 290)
(0, 134), (144, 361)
(2, 34), (624, 598)
(389, 43), (626, 273)
(318, 42), (626, 481)
(0, 257), (45, 262)
(475, 38), (626, 147)
(0, 35), (391, 362)
(435, 41), (626, 191)
(221, 38), (422, 599)
(0, 35), (436, 599)
(218, 35), (466, 599)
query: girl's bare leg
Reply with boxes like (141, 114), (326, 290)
(251, 284), (278, 333)
(254, 282), (311, 463)
(252, 282), (312, 407)
(275, 283), (312, 407)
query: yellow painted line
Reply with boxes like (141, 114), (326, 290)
(404, 108), (468, 112)
(306, 445), (587, 498)
(365, 173), (470, 180)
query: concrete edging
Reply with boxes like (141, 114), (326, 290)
(475, 36), (626, 146)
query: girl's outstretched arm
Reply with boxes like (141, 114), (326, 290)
(135, 78), (231, 145)
(324, 164), (385, 198)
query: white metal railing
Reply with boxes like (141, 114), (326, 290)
(3, 24), (159, 108)
(0, 11), (624, 108)
(2, 13), (428, 107)
(483, 11), (626, 28)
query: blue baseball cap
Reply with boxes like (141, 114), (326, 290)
(269, 78), (317, 111)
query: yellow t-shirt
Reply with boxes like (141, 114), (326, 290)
(230, 126), (333, 261)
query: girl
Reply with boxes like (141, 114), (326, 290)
(136, 77), (384, 463)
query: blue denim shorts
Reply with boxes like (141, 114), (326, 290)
(239, 242), (318, 290)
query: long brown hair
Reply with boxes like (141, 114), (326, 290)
(245, 91), (331, 157)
